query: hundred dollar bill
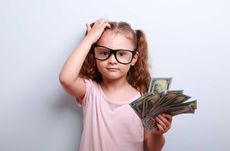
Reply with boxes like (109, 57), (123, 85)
(143, 100), (197, 131)
(130, 92), (153, 118)
(143, 77), (172, 118)
(130, 77), (197, 131)
(166, 90), (184, 94)
(149, 93), (190, 116)
(165, 101), (197, 116)
(143, 93), (162, 117)
(151, 100), (197, 117)
(142, 116), (157, 131)
(148, 78), (172, 94)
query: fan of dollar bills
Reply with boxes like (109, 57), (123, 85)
(130, 78), (197, 131)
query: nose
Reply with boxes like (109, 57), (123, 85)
(107, 52), (117, 64)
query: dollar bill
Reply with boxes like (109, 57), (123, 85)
(165, 101), (197, 116)
(151, 100), (197, 117)
(130, 92), (153, 118)
(166, 90), (184, 94)
(143, 93), (162, 117)
(142, 116), (157, 131)
(130, 77), (197, 131)
(148, 77), (172, 94)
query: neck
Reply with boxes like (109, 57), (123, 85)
(101, 78), (129, 91)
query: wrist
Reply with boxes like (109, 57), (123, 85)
(78, 36), (95, 51)
(145, 131), (165, 151)
(84, 34), (97, 45)
(152, 133), (164, 142)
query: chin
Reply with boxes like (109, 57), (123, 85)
(103, 74), (126, 81)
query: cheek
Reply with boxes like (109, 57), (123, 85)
(96, 60), (103, 67)
(95, 60), (105, 72)
(121, 64), (131, 73)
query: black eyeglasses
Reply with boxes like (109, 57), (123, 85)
(92, 44), (137, 64)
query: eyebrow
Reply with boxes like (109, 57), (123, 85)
(94, 44), (135, 51)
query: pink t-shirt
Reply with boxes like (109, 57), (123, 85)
(76, 79), (144, 151)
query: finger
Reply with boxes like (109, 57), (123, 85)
(156, 115), (167, 130)
(86, 23), (91, 32)
(156, 123), (164, 133)
(91, 19), (110, 32)
(163, 114), (173, 121)
(90, 19), (103, 29)
(96, 18), (109, 27)
(158, 114), (171, 128)
(157, 114), (172, 131)
(95, 20), (111, 32)
(102, 22), (111, 29)
(162, 114), (173, 126)
(99, 19), (110, 28)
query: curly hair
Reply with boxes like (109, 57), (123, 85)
(80, 21), (151, 95)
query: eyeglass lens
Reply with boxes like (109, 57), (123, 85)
(94, 46), (134, 64)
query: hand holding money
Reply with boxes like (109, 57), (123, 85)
(154, 114), (172, 134)
(130, 78), (197, 131)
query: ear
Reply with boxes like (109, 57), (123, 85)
(130, 52), (139, 66)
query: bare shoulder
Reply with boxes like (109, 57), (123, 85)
(59, 77), (86, 104)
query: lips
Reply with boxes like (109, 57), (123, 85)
(106, 68), (119, 72)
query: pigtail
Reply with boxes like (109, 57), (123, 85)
(128, 29), (151, 95)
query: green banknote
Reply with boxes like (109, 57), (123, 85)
(130, 77), (197, 131)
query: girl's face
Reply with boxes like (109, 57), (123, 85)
(95, 30), (138, 82)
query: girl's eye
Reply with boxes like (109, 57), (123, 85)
(99, 51), (109, 55)
(117, 51), (128, 57)
(96, 47), (110, 56)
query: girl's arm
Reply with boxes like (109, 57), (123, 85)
(144, 114), (172, 151)
(144, 131), (165, 151)
(59, 19), (110, 103)
(59, 37), (94, 102)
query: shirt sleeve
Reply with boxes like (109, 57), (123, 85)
(75, 79), (93, 107)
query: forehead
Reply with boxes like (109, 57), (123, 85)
(97, 30), (135, 50)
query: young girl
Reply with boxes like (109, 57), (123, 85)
(59, 18), (172, 151)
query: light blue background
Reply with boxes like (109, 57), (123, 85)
(1, 0), (230, 151)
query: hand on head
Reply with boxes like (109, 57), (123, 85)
(85, 18), (111, 44)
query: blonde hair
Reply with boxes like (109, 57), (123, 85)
(80, 21), (151, 94)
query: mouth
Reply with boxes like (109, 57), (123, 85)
(106, 68), (119, 72)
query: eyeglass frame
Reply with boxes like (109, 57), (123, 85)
(91, 44), (138, 64)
